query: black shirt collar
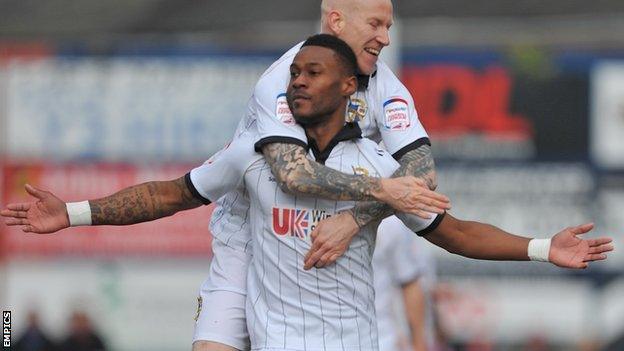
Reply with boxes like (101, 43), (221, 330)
(307, 122), (362, 164)
(356, 70), (377, 90)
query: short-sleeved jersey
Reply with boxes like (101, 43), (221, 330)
(190, 132), (258, 253)
(373, 216), (425, 351)
(188, 124), (442, 351)
(209, 41), (431, 252)
(250, 42), (431, 160)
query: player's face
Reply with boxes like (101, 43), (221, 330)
(287, 46), (351, 127)
(338, 0), (393, 75)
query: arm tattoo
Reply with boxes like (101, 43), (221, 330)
(392, 145), (437, 190)
(351, 145), (437, 227)
(90, 176), (203, 225)
(262, 143), (383, 201)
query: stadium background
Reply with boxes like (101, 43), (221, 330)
(1, 0), (623, 350)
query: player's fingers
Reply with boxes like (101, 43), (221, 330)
(405, 208), (432, 220)
(416, 201), (447, 215)
(584, 253), (607, 262)
(25, 184), (47, 200)
(5, 203), (31, 211)
(315, 253), (334, 269)
(588, 243), (614, 254)
(0, 210), (28, 218)
(418, 189), (450, 204)
(22, 225), (33, 233)
(569, 223), (594, 235)
(5, 218), (30, 226)
(587, 237), (613, 247)
(304, 236), (325, 261)
(304, 245), (330, 270)
(310, 227), (320, 241)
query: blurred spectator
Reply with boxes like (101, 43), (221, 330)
(14, 311), (56, 351)
(602, 331), (624, 351)
(58, 311), (106, 351)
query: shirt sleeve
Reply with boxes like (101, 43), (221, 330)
(374, 62), (431, 159)
(395, 212), (445, 237)
(187, 133), (258, 203)
(252, 49), (308, 153)
(377, 216), (424, 285)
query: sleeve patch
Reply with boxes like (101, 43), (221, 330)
(383, 97), (410, 131)
(276, 93), (296, 125)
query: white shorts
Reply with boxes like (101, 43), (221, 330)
(203, 237), (251, 294)
(193, 238), (252, 350)
(193, 290), (249, 350)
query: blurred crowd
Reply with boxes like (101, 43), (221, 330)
(13, 310), (106, 351)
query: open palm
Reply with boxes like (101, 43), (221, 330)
(549, 223), (614, 269)
(1, 184), (70, 234)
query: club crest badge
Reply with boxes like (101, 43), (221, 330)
(352, 166), (370, 177)
(347, 98), (368, 123)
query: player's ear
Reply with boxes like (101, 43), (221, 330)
(342, 75), (357, 96)
(326, 10), (345, 34)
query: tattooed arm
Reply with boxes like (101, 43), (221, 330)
(349, 144), (437, 227)
(303, 144), (439, 270)
(90, 176), (203, 225)
(262, 143), (447, 217)
(1, 177), (204, 234)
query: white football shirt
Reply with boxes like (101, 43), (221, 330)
(188, 124), (442, 351)
(252, 42), (431, 160)
(209, 40), (432, 254)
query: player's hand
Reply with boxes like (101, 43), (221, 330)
(1, 184), (70, 234)
(549, 223), (614, 269)
(374, 176), (450, 219)
(303, 211), (359, 270)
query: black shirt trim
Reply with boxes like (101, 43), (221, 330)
(184, 173), (211, 205)
(254, 136), (309, 153)
(416, 212), (446, 237)
(391, 137), (431, 161)
(356, 70), (377, 91)
(308, 122), (362, 165)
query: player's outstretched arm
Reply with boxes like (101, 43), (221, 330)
(261, 142), (449, 218)
(1, 177), (204, 234)
(424, 214), (614, 268)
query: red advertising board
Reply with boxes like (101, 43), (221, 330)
(402, 64), (533, 138)
(0, 163), (214, 257)
(0, 41), (52, 63)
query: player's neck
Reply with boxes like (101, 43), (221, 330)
(305, 109), (347, 153)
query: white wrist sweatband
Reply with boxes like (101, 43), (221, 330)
(66, 201), (92, 226)
(528, 238), (551, 262)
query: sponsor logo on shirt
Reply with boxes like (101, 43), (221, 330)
(276, 93), (295, 125)
(347, 97), (368, 123)
(272, 207), (331, 239)
(383, 97), (410, 131)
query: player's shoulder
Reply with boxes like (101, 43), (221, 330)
(257, 42), (303, 84)
(215, 131), (262, 167)
(372, 59), (409, 94)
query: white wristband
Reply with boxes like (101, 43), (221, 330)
(66, 201), (92, 226)
(528, 238), (551, 262)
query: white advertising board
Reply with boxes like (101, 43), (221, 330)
(5, 57), (271, 161)
(591, 61), (624, 169)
